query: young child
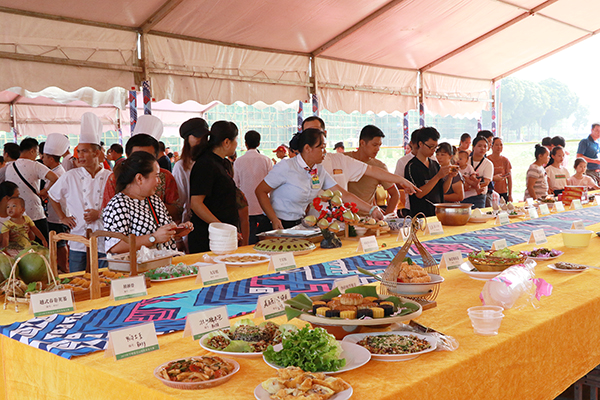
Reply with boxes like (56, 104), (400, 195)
(545, 146), (570, 195)
(1, 197), (48, 249)
(457, 150), (480, 193)
(567, 158), (600, 190)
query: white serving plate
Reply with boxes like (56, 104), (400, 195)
(263, 341), (371, 374)
(458, 262), (502, 281)
(342, 331), (437, 361)
(547, 263), (588, 273)
(153, 357), (240, 390)
(468, 215), (495, 223)
(213, 253), (270, 267)
(383, 274), (444, 295)
(200, 334), (263, 358)
(254, 384), (352, 400)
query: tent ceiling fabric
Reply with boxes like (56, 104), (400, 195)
(0, 0), (599, 116)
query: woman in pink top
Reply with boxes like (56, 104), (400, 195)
(567, 158), (600, 189)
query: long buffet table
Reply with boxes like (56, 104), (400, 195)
(2, 206), (600, 400)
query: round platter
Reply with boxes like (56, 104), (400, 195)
(458, 263), (501, 281)
(342, 331), (437, 362)
(212, 253), (271, 267)
(263, 341), (371, 374)
(547, 264), (588, 273)
(298, 295), (422, 327)
(254, 238), (316, 257)
(153, 357), (240, 390)
(468, 215), (495, 223)
(254, 384), (353, 400)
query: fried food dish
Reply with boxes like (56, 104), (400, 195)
(261, 366), (350, 400)
(157, 356), (234, 382)
(397, 261), (431, 283)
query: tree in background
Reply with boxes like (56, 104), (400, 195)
(572, 105), (590, 132)
(500, 76), (580, 139)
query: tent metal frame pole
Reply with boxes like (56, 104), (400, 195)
(9, 95), (20, 143)
(0, 51), (142, 73)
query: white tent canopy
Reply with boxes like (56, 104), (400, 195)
(1, 0), (599, 116)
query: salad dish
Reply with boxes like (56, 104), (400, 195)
(201, 320), (297, 358)
(144, 262), (202, 281)
(468, 248), (526, 272)
(521, 248), (563, 260)
(263, 326), (371, 374)
(255, 366), (352, 400)
(342, 331), (436, 362)
(154, 356), (239, 389)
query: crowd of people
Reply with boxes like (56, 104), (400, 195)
(0, 113), (598, 273)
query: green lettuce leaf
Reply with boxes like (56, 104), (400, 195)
(223, 340), (253, 353)
(231, 318), (254, 333)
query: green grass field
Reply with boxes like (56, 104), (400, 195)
(375, 140), (580, 201)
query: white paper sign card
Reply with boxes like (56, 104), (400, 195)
(357, 236), (379, 253)
(539, 204), (550, 215)
(425, 221), (444, 236)
(496, 212), (510, 225)
(333, 275), (360, 293)
(440, 251), (463, 270)
(528, 208), (539, 219)
(196, 263), (229, 285)
(111, 275), (147, 301)
(30, 289), (75, 317)
(268, 253), (297, 272)
(526, 198), (535, 207)
(555, 201), (565, 212)
(105, 322), (159, 360)
(183, 306), (230, 340)
(255, 290), (291, 320)
(571, 199), (583, 210)
(491, 239), (507, 250)
(528, 229), (547, 245)
(571, 220), (585, 230)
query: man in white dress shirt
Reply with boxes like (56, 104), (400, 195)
(301, 117), (418, 197)
(233, 130), (273, 244)
(5, 137), (58, 244)
(49, 113), (111, 272)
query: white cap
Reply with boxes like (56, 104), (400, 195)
(79, 112), (102, 145)
(44, 133), (70, 156)
(132, 115), (163, 140)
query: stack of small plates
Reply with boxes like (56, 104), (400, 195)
(209, 223), (238, 254)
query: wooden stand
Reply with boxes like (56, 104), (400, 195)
(48, 230), (137, 301)
(344, 223), (391, 240)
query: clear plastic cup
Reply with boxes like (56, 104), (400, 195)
(468, 306), (504, 335)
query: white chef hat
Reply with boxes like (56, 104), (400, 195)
(79, 112), (103, 145)
(132, 115), (163, 140)
(44, 133), (70, 157)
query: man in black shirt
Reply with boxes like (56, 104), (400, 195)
(157, 141), (172, 172)
(405, 127), (456, 217)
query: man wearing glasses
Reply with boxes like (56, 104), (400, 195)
(404, 127), (456, 217)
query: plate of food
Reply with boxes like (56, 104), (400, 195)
(212, 253), (270, 267)
(154, 356), (239, 389)
(520, 248), (564, 261)
(200, 320), (296, 358)
(548, 262), (588, 273)
(254, 238), (316, 256)
(508, 211), (526, 219)
(291, 290), (422, 327)
(458, 262), (502, 281)
(263, 326), (371, 374)
(255, 366), (352, 400)
(342, 331), (437, 362)
(468, 215), (495, 223)
(144, 262), (208, 281)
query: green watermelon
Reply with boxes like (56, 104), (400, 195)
(17, 245), (49, 284)
(0, 251), (12, 283)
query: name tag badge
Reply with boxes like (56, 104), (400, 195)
(255, 290), (291, 320)
(333, 169), (343, 175)
(30, 289), (75, 317)
(311, 174), (320, 189)
(440, 251), (463, 270)
(105, 322), (159, 360)
(111, 275), (147, 301)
